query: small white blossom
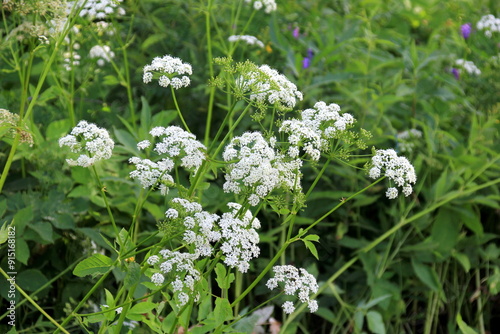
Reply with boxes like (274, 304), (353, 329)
(143, 54), (192, 89)
(239, 65), (302, 110)
(115, 307), (123, 314)
(151, 273), (164, 286)
(455, 59), (481, 76)
(59, 120), (114, 167)
(369, 149), (417, 199)
(228, 35), (265, 48)
(396, 129), (422, 153)
(68, 0), (126, 20)
(280, 101), (356, 161)
(147, 255), (160, 265)
(476, 14), (500, 38)
(282, 301), (295, 314)
(267, 265), (319, 314)
(244, 0), (277, 13)
(219, 203), (260, 273)
(89, 45), (115, 66)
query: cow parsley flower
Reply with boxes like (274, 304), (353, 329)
(68, 0), (126, 20)
(239, 64), (303, 111)
(228, 35), (265, 48)
(223, 132), (302, 205)
(59, 120), (114, 167)
(219, 203), (260, 273)
(395, 129), (422, 153)
(455, 59), (481, 76)
(169, 198), (221, 257)
(89, 45), (115, 66)
(368, 148), (417, 199)
(143, 55), (192, 89)
(147, 250), (201, 307)
(476, 14), (500, 38)
(129, 126), (206, 194)
(266, 265), (319, 314)
(280, 101), (356, 161)
(244, 0), (277, 13)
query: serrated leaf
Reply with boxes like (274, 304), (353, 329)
(73, 254), (113, 277)
(214, 297), (233, 325)
(303, 234), (320, 242)
(124, 262), (141, 289)
(129, 301), (157, 314)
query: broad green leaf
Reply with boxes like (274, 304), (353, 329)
(366, 311), (386, 334)
(431, 207), (459, 254)
(215, 263), (234, 289)
(214, 297), (233, 325)
(456, 313), (478, 334)
(15, 238), (30, 265)
(303, 234), (320, 242)
(17, 269), (49, 292)
(13, 206), (33, 235)
(411, 259), (442, 293)
(452, 206), (483, 236)
(28, 222), (54, 243)
(73, 254), (113, 277)
(46, 119), (70, 141)
(129, 301), (157, 314)
(124, 262), (141, 289)
(452, 252), (471, 273)
(303, 240), (319, 260)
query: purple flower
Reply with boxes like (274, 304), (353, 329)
(307, 48), (314, 59)
(293, 27), (300, 39)
(461, 23), (472, 39)
(303, 57), (311, 69)
(451, 68), (460, 80)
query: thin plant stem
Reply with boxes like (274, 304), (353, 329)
(0, 267), (70, 334)
(171, 86), (191, 133)
(204, 0), (215, 146)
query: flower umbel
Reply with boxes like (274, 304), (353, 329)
(143, 54), (192, 89)
(228, 35), (265, 48)
(266, 265), (319, 314)
(368, 148), (417, 199)
(59, 120), (114, 167)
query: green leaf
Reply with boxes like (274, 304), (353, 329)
(129, 301), (157, 314)
(0, 198), (7, 217)
(303, 234), (320, 242)
(214, 297), (233, 325)
(28, 222), (54, 243)
(0, 221), (12, 244)
(431, 207), (459, 254)
(124, 262), (141, 289)
(303, 240), (319, 260)
(452, 252), (471, 273)
(456, 313), (478, 334)
(411, 259), (442, 293)
(366, 311), (386, 334)
(215, 263), (235, 289)
(15, 238), (30, 265)
(103, 75), (120, 86)
(452, 206), (483, 236)
(17, 269), (49, 292)
(13, 206), (33, 235)
(73, 254), (113, 277)
(46, 119), (70, 141)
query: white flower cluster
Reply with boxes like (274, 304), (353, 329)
(368, 149), (417, 199)
(143, 55), (192, 89)
(244, 0), (277, 13)
(476, 14), (500, 38)
(228, 35), (265, 48)
(455, 59), (481, 76)
(280, 101), (355, 161)
(129, 126), (206, 194)
(148, 250), (201, 307)
(59, 120), (114, 167)
(89, 45), (115, 66)
(63, 50), (81, 71)
(396, 129), (422, 153)
(266, 265), (319, 314)
(240, 64), (303, 110)
(169, 198), (222, 257)
(68, 0), (126, 20)
(219, 203), (261, 273)
(223, 132), (302, 206)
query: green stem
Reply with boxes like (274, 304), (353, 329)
(0, 267), (69, 333)
(204, 0), (215, 146)
(171, 86), (191, 133)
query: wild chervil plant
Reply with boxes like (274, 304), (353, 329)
(54, 50), (415, 332)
